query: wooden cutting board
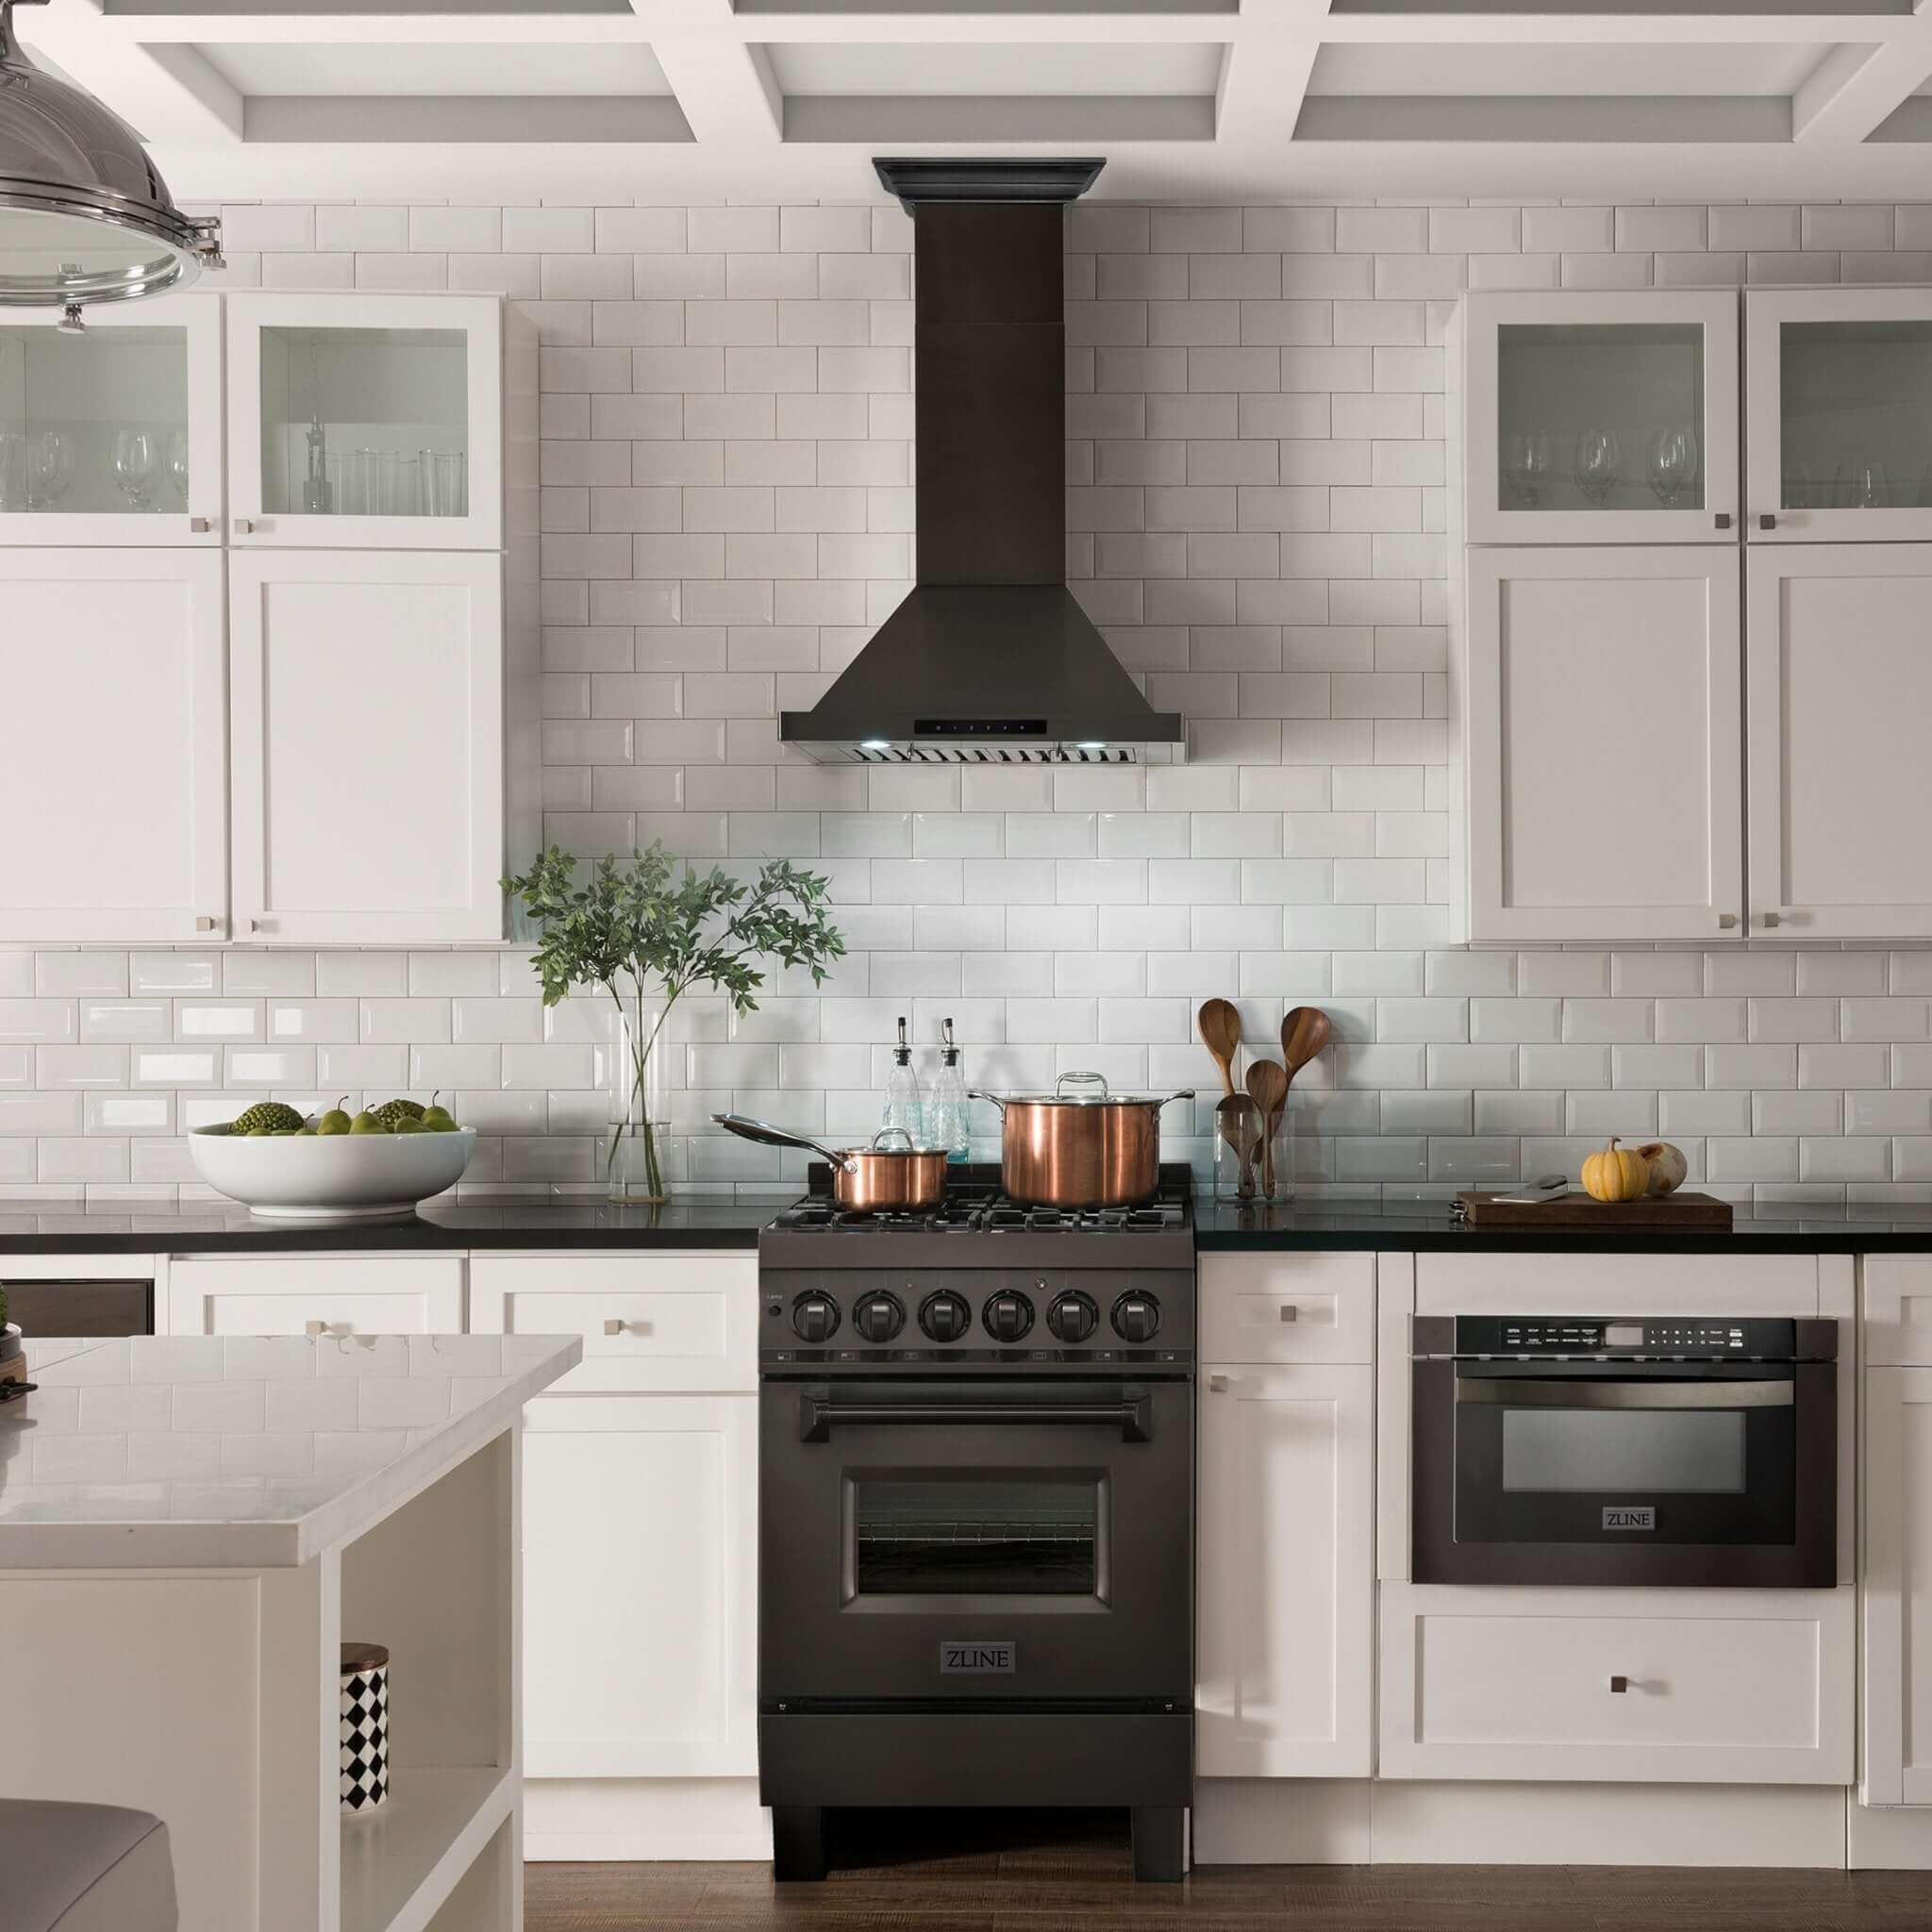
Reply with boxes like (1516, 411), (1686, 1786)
(1455, 1190), (1733, 1229)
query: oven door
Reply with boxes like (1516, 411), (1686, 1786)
(759, 1375), (1193, 1705)
(1412, 1357), (1837, 1588)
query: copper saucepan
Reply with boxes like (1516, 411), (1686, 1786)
(969, 1072), (1194, 1209)
(712, 1113), (948, 1212)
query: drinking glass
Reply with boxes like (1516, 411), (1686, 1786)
(1645, 426), (1697, 508)
(1501, 432), (1551, 509)
(1852, 462), (1889, 509)
(1574, 429), (1621, 508)
(165, 427), (190, 505)
(421, 448), (467, 517)
(111, 428), (158, 510)
(0, 431), (25, 512)
(26, 429), (73, 509)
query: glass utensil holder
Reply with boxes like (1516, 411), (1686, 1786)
(1214, 1098), (1294, 1203)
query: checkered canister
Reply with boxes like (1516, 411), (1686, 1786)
(340, 1641), (390, 1816)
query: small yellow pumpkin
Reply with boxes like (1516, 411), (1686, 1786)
(1580, 1135), (1650, 1205)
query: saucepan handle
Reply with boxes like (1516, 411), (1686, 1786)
(711, 1112), (857, 1173)
(966, 1090), (1008, 1118)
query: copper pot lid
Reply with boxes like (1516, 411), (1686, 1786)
(973, 1073), (1193, 1108)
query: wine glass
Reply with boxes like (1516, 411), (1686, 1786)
(111, 428), (158, 510)
(1574, 429), (1622, 508)
(165, 427), (190, 505)
(1645, 426), (1697, 508)
(26, 429), (73, 510)
(1502, 432), (1552, 508)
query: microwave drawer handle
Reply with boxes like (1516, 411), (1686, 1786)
(1455, 1377), (1794, 1410)
(799, 1396), (1150, 1443)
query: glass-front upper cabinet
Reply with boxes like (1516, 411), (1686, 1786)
(1746, 289), (1932, 543)
(225, 291), (501, 549)
(0, 292), (223, 546)
(1461, 291), (1740, 545)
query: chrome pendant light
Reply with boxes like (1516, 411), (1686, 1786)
(0, 0), (220, 330)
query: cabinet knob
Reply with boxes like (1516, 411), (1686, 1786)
(1758, 513), (1776, 531)
(603, 1317), (625, 1337)
(1716, 913), (1738, 930)
(1208, 1373), (1229, 1393)
(194, 915), (217, 933)
(234, 517), (254, 534)
(304, 1319), (347, 1339)
(1609, 1674), (1630, 1694)
(1278, 1304), (1298, 1324)
(189, 515), (210, 534)
(1713, 512), (1732, 530)
(1760, 911), (1782, 928)
(247, 918), (265, 935)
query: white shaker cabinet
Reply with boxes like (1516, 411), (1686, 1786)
(1453, 544), (1743, 943)
(0, 549), (227, 942)
(470, 1256), (759, 1784)
(225, 291), (504, 551)
(1746, 288), (1932, 545)
(227, 549), (505, 943)
(1746, 545), (1932, 941)
(1196, 1255), (1374, 1779)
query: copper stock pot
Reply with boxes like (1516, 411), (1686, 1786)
(969, 1072), (1193, 1209)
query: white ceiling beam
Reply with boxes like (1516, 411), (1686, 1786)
(1319, 10), (1921, 40)
(102, 13), (661, 41)
(651, 27), (784, 147)
(22, 3), (242, 139)
(1790, 33), (1932, 139)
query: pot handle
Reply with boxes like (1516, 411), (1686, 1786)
(711, 1112), (857, 1174)
(966, 1090), (1007, 1117)
(1158, 1090), (1198, 1108)
(1057, 1071), (1109, 1099)
(871, 1126), (915, 1153)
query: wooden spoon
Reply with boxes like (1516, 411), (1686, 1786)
(1243, 1059), (1289, 1198)
(1281, 1006), (1332, 1087)
(1197, 998), (1242, 1099)
(1215, 1095), (1258, 1200)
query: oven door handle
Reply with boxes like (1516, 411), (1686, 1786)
(798, 1395), (1151, 1443)
(1455, 1376), (1794, 1410)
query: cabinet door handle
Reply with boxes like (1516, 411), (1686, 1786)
(1716, 912), (1738, 930)
(1278, 1304), (1298, 1323)
(1208, 1374), (1229, 1393)
(1760, 911), (1782, 928)
(1713, 512), (1731, 530)
(247, 918), (266, 935)
(1758, 513), (1776, 530)
(195, 915), (217, 933)
(189, 515), (211, 534)
(234, 517), (254, 534)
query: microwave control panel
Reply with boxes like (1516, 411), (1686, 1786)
(1450, 1316), (1800, 1359)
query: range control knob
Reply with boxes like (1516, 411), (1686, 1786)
(920, 1290), (972, 1343)
(983, 1291), (1035, 1344)
(791, 1293), (841, 1344)
(1112, 1291), (1161, 1345)
(1046, 1291), (1100, 1344)
(853, 1291), (905, 1345)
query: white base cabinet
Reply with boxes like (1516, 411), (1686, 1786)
(1197, 1255), (1374, 1780)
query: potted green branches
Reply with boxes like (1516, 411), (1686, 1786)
(503, 843), (844, 1205)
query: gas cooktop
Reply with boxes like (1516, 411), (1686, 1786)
(768, 1161), (1192, 1235)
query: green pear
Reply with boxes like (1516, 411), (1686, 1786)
(247, 1127), (275, 1137)
(316, 1097), (353, 1137)
(348, 1109), (386, 1135)
(295, 1124), (318, 1136)
(392, 1116), (428, 1135)
(422, 1090), (458, 1133)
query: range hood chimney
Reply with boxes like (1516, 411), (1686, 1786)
(778, 157), (1184, 767)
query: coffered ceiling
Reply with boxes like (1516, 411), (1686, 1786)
(20, 0), (1932, 205)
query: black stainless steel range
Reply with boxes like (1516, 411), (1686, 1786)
(757, 1162), (1196, 1882)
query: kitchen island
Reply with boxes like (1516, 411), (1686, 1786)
(0, 1330), (579, 1931)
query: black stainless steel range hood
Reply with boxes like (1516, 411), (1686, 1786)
(778, 157), (1184, 768)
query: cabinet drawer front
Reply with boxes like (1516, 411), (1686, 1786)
(470, 1256), (757, 1392)
(201, 1291), (436, 1337)
(1865, 1257), (1932, 1366)
(1200, 1254), (1374, 1363)
(1380, 1586), (1851, 1785)
(168, 1257), (463, 1336)
(1415, 1251), (1818, 1317)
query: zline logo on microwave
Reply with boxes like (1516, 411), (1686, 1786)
(1603, 1506), (1657, 1531)
(941, 1641), (1015, 1674)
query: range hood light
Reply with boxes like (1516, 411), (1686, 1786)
(860, 739), (892, 751)
(0, 0), (222, 326)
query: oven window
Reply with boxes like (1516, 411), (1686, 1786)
(1501, 1407), (1746, 1493)
(851, 1477), (1099, 1595)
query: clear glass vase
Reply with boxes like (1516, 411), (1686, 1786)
(606, 995), (673, 1205)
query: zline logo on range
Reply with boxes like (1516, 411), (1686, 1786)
(1603, 1507), (1657, 1531)
(941, 1642), (1016, 1674)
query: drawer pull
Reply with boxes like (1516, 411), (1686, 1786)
(1208, 1374), (1229, 1393)
(304, 1319), (348, 1339)
(603, 1318), (625, 1336)
(1610, 1674), (1629, 1694)
(602, 1317), (649, 1337)
(1279, 1305), (1298, 1323)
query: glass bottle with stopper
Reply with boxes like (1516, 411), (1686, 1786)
(881, 1015), (924, 1145)
(928, 1016), (971, 1162)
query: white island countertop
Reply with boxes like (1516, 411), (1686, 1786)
(0, 1331), (580, 1570)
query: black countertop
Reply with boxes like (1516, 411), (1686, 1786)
(1, 1195), (1930, 1257)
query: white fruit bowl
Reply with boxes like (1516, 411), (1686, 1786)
(188, 1126), (477, 1220)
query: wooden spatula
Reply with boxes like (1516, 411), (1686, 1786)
(1197, 998), (1241, 1099)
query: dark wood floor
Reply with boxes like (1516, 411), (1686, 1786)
(525, 1807), (1932, 1930)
